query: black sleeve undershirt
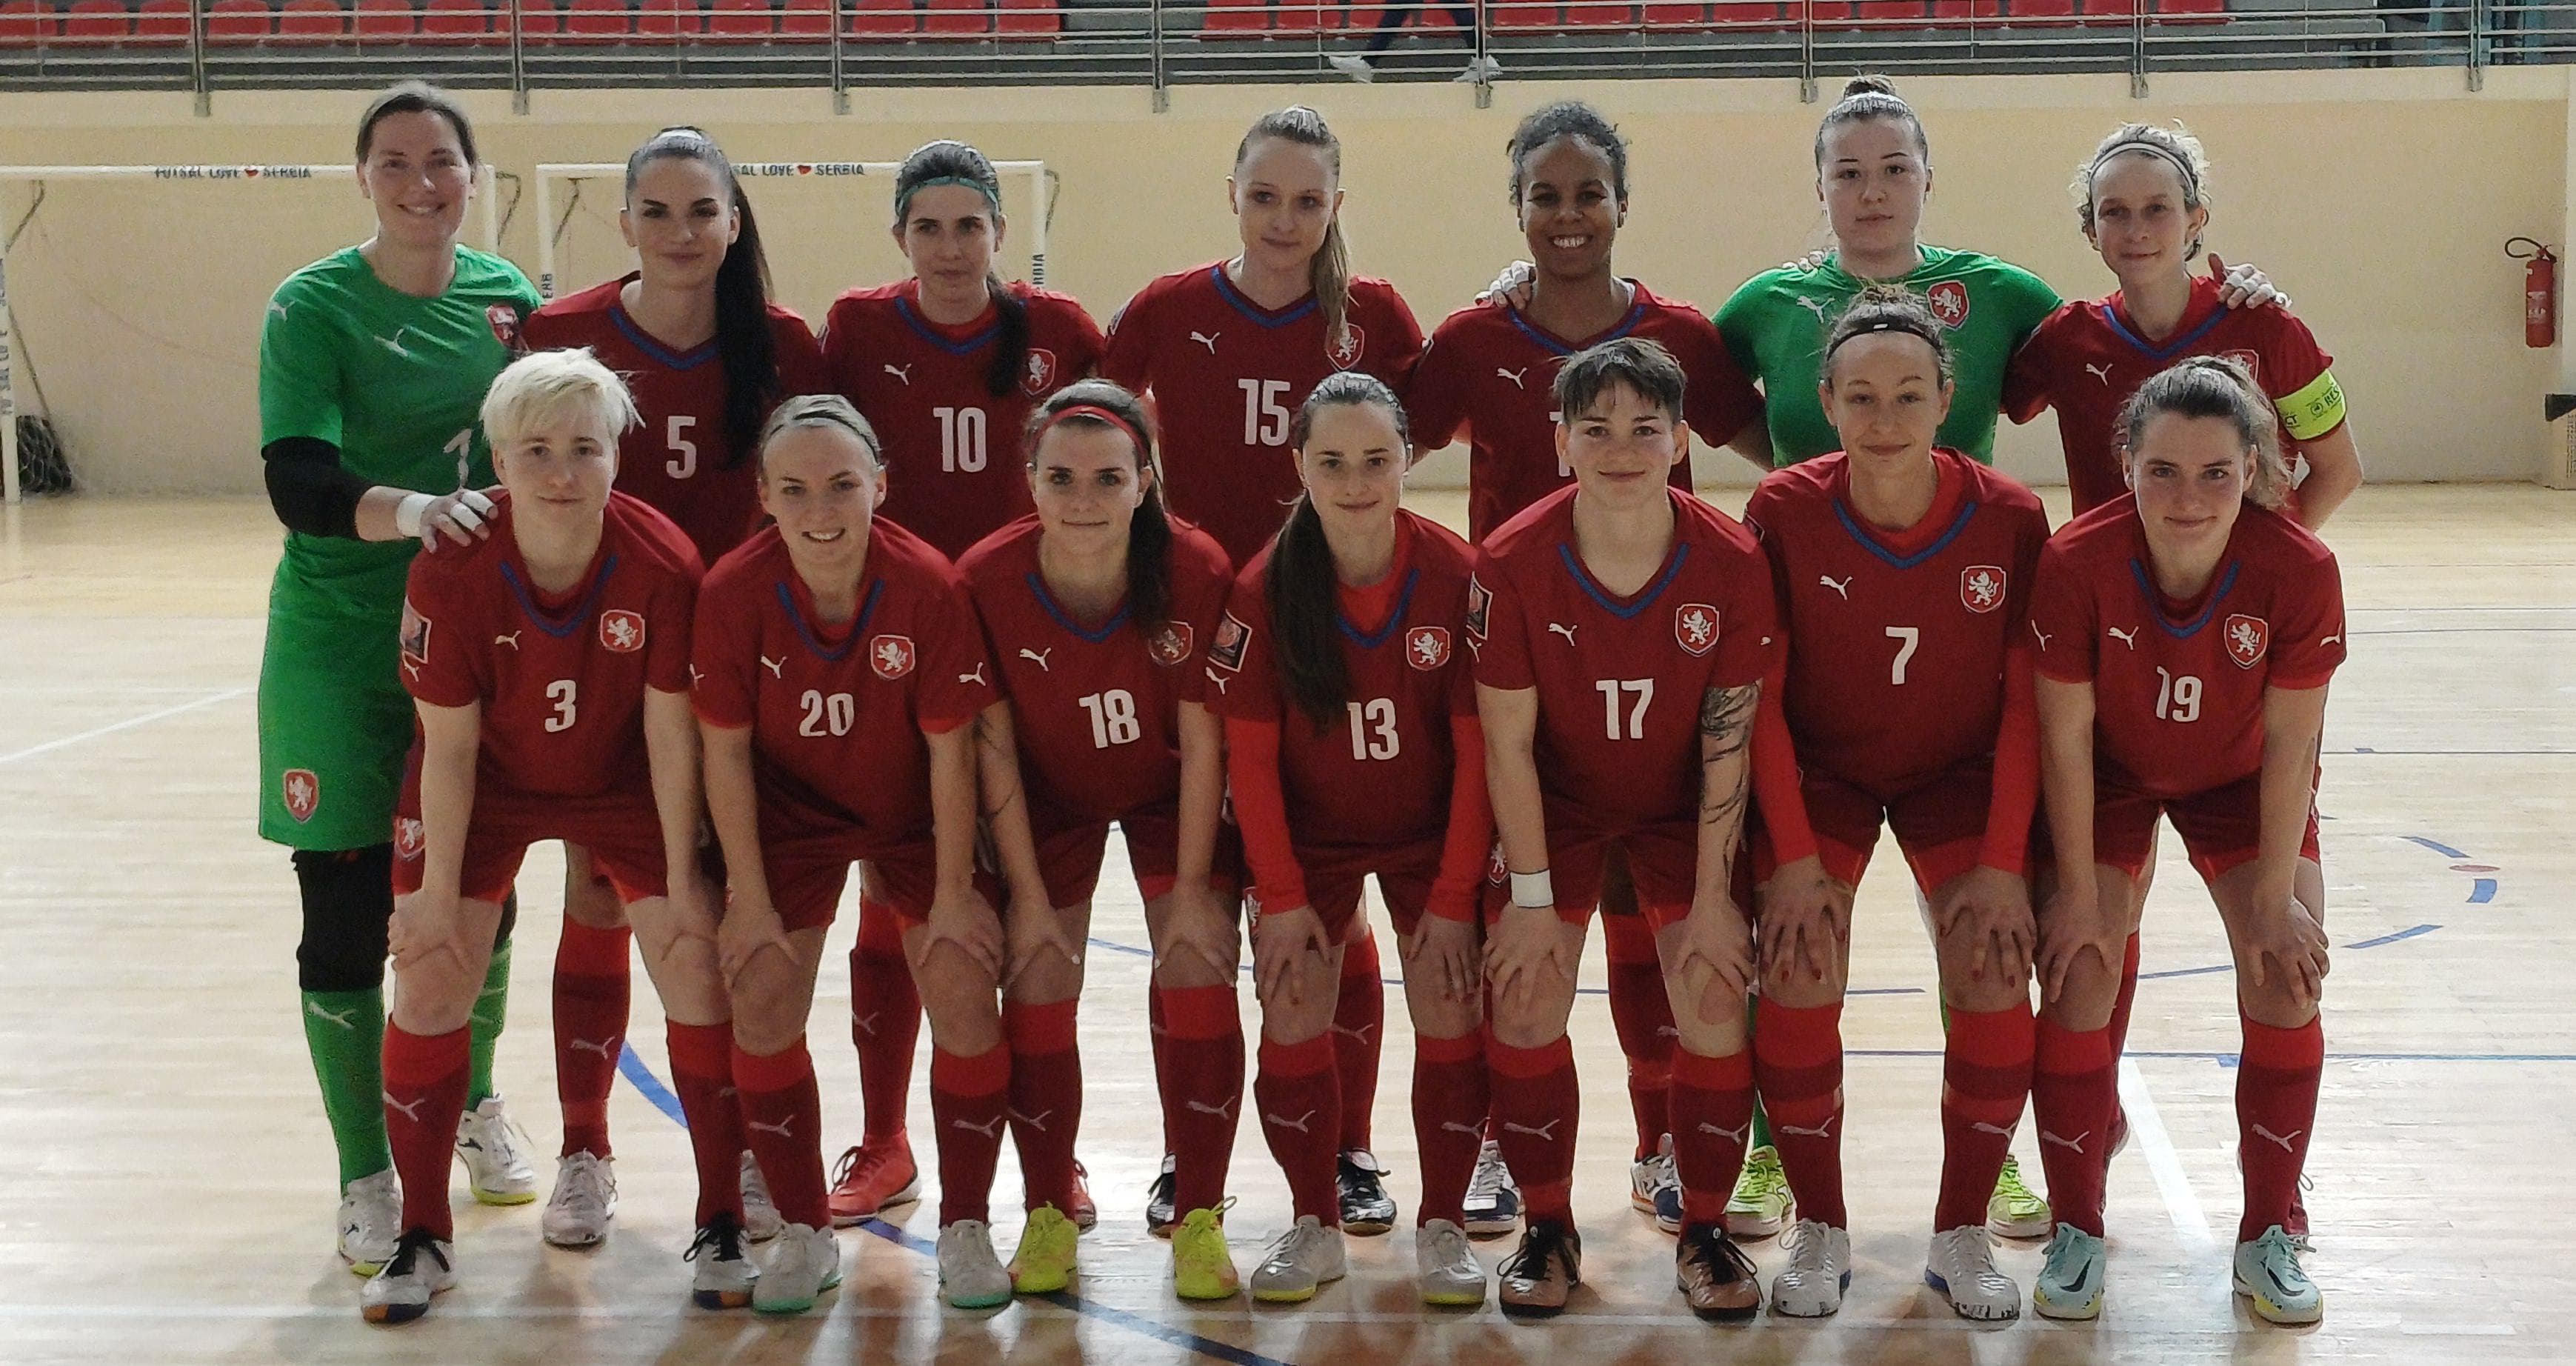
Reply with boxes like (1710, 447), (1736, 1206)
(261, 436), (373, 540)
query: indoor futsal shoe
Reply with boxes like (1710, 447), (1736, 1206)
(337, 1168), (401, 1276)
(1415, 1219), (1486, 1307)
(1326, 53), (1375, 83)
(754, 1224), (843, 1315)
(1769, 1220), (1852, 1317)
(1462, 1140), (1521, 1237)
(2032, 1225), (2106, 1321)
(827, 1138), (921, 1227)
(1010, 1206), (1080, 1296)
(1987, 1154), (2052, 1239)
(1725, 1146), (1793, 1239)
(1675, 1222), (1761, 1321)
(685, 1211), (758, 1310)
(1250, 1216), (1347, 1303)
(1631, 1133), (1683, 1235)
(455, 1096), (538, 1205)
(1145, 1154), (1180, 1238)
(740, 1151), (783, 1243)
(1497, 1219), (1581, 1318)
(1924, 1225), (2021, 1320)
(1171, 1202), (1241, 1300)
(1069, 1160), (1099, 1232)
(2233, 1225), (2324, 1325)
(1338, 1150), (1398, 1235)
(938, 1219), (1014, 1310)
(541, 1152), (617, 1248)
(358, 1229), (455, 1325)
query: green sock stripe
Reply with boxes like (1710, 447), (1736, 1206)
(301, 988), (391, 1188)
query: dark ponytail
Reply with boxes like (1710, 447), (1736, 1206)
(626, 127), (779, 470)
(895, 139), (1030, 401)
(1267, 370), (1412, 728)
(1026, 379), (1173, 633)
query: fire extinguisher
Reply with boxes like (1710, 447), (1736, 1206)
(2509, 236), (2557, 348)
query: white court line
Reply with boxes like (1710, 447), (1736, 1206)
(0, 685), (250, 767)
(2120, 1054), (2217, 1252)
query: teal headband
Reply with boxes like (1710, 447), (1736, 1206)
(895, 173), (1001, 219)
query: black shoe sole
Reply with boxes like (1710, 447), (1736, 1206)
(1689, 1300), (1760, 1323)
(1343, 1216), (1395, 1236)
(1498, 1300), (1569, 1319)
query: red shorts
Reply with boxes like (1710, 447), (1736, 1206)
(391, 769), (666, 904)
(1024, 799), (1246, 910)
(1263, 838), (1444, 940)
(2093, 772), (2322, 882)
(1484, 803), (1699, 930)
(1754, 764), (1997, 896)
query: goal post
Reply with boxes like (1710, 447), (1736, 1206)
(0, 163), (502, 504)
(530, 159), (1051, 303)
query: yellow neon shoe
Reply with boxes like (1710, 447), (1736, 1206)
(1010, 1206), (1079, 1296)
(1988, 1154), (2052, 1240)
(1172, 1201), (1241, 1302)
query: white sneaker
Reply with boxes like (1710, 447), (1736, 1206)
(740, 1151), (783, 1244)
(1630, 1135), (1683, 1235)
(358, 1230), (456, 1325)
(1462, 1139), (1521, 1236)
(1415, 1219), (1485, 1306)
(455, 1096), (538, 1205)
(687, 1212), (758, 1310)
(338, 1168), (401, 1275)
(1923, 1225), (2021, 1320)
(1451, 55), (1501, 82)
(1326, 52), (1375, 82)
(541, 1153), (617, 1247)
(939, 1219), (1013, 1309)
(754, 1223), (843, 1315)
(1769, 1219), (1852, 1316)
(2233, 1225), (2323, 1325)
(1249, 1215), (1347, 1303)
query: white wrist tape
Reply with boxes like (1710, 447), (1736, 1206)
(1509, 869), (1555, 910)
(393, 491), (436, 539)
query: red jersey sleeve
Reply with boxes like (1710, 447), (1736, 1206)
(773, 312), (829, 397)
(1205, 579), (1281, 723)
(400, 560), (482, 710)
(912, 570), (999, 730)
(1172, 531), (1234, 708)
(2266, 548), (2346, 690)
(644, 568), (698, 693)
(1364, 283), (1429, 393)
(2027, 542), (2100, 684)
(1427, 711), (1492, 922)
(1061, 299), (1110, 379)
(1466, 562), (1531, 692)
(1978, 646), (2041, 876)
(1100, 284), (1156, 393)
(1709, 540), (1778, 690)
(2001, 307), (2073, 425)
(1672, 309), (1761, 450)
(689, 574), (758, 728)
(1404, 321), (1472, 453)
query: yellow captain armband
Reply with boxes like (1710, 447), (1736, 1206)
(2276, 369), (2347, 442)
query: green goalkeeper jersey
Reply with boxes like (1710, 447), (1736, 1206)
(1714, 244), (2060, 467)
(258, 244), (538, 615)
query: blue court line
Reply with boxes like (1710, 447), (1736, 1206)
(615, 1045), (687, 1127)
(2402, 835), (2472, 859)
(2343, 923), (2440, 951)
(2470, 879), (2497, 904)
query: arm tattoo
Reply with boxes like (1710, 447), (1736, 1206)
(973, 712), (1025, 822)
(1698, 682), (1759, 834)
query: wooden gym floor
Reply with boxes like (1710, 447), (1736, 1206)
(1, 484), (2570, 1365)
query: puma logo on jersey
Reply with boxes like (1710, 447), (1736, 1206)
(567, 1037), (619, 1061)
(267, 299), (293, 320)
(2320, 633), (2341, 647)
(950, 1115), (1007, 1139)
(1775, 1117), (1835, 1139)
(1009, 1108), (1055, 1133)
(383, 1093), (429, 1125)
(761, 655), (786, 679)
(2252, 1124), (2303, 1153)
(1264, 1110), (1318, 1135)
(1184, 1098), (1237, 1120)
(1546, 622), (1578, 647)
(1794, 296), (1832, 324)
(304, 1000), (358, 1031)
(2041, 1129), (2090, 1155)
(1501, 1119), (1562, 1142)
(2084, 362), (2115, 384)
(1019, 647), (1053, 672)
(375, 326), (413, 358)
(882, 363), (912, 385)
(493, 631), (520, 650)
(400, 659), (422, 680)
(1969, 1121), (2017, 1139)
(1189, 330), (1221, 354)
(747, 1118), (795, 1139)
(2031, 623), (2053, 650)
(1497, 366), (1528, 390)
(1818, 574), (1852, 599)
(1697, 1119), (1750, 1144)
(2106, 627), (2139, 650)
(959, 664), (987, 687)
(1440, 1120), (1484, 1137)
(1204, 671), (1229, 693)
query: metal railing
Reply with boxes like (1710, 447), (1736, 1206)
(0, 0), (2548, 104)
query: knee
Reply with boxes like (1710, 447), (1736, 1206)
(294, 846), (393, 993)
(2237, 984), (2318, 1030)
(1761, 961), (1845, 1010)
(2042, 953), (2118, 1033)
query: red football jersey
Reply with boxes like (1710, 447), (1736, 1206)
(820, 279), (1107, 559)
(1407, 282), (1764, 542)
(2005, 274), (2343, 516)
(1742, 450), (2049, 796)
(958, 514), (1234, 824)
(522, 274), (828, 564)
(690, 519), (995, 838)
(1470, 487), (1778, 823)
(400, 491), (701, 798)
(2028, 496), (2345, 799)
(1101, 262), (1426, 562)
(1208, 510), (1477, 852)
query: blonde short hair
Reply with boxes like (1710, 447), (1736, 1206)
(480, 347), (641, 450)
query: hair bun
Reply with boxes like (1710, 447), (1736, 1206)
(1841, 73), (1899, 99)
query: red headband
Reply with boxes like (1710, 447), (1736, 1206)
(1038, 402), (1149, 456)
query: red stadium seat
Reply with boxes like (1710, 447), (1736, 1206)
(61, 0), (130, 42)
(206, 0), (270, 41)
(2152, 0), (2220, 22)
(1198, 0), (1265, 32)
(2001, 0), (2073, 24)
(513, 0), (563, 37)
(0, 0), (53, 45)
(1927, 0), (2000, 24)
(705, 0), (773, 36)
(276, 0), (348, 41)
(633, 0), (704, 37)
(133, 0), (188, 39)
(847, 0), (911, 33)
(775, 0), (828, 38)
(1852, 0), (1921, 20)
(553, 0), (626, 39)
(1488, 0), (1555, 26)
(1709, 0), (1786, 22)
(1562, 0), (1635, 26)
(1642, 1), (1704, 27)
(920, 0), (982, 33)
(354, 0), (417, 37)
(995, 0), (1052, 34)
(418, 0), (498, 40)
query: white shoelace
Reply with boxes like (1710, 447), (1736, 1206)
(1466, 1145), (1510, 1204)
(1932, 1226), (1999, 1279)
(552, 1156), (613, 1222)
(1782, 1221), (1837, 1278)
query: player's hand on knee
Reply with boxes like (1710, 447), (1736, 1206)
(388, 892), (471, 981)
(1403, 913), (1481, 1005)
(1252, 904), (1332, 1006)
(921, 884), (1006, 979)
(1004, 899), (1083, 993)
(1943, 864), (2035, 984)
(1151, 882), (1241, 985)
(2034, 879), (2115, 1005)
(1678, 896), (1755, 1023)
(717, 893), (795, 986)
(1484, 904), (1573, 1013)
(2245, 893), (2329, 1011)
(1757, 858), (1845, 989)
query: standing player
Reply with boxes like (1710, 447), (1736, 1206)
(1209, 373), (1494, 1307)
(1738, 287), (2050, 1320)
(2024, 357), (2341, 1325)
(817, 139), (1106, 1228)
(695, 396), (1055, 1315)
(363, 350), (750, 1323)
(521, 124), (827, 1250)
(258, 81), (540, 1276)
(1104, 104), (1426, 1233)
(1471, 338), (1778, 1320)
(2007, 123), (2363, 525)
(955, 380), (1244, 1301)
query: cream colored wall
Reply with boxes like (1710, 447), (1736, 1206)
(0, 65), (2561, 495)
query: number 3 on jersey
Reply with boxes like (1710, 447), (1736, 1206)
(1240, 379), (1291, 446)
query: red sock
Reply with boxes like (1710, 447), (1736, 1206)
(2032, 1017), (2117, 1237)
(382, 1022), (470, 1240)
(1754, 997), (1847, 1229)
(1411, 1030), (1489, 1228)
(1602, 914), (1675, 1159)
(1148, 984), (1175, 1151)
(1004, 999), (1083, 1214)
(733, 1036), (830, 1230)
(2106, 932), (2143, 1060)
(930, 1043), (1011, 1226)
(1486, 1036), (1578, 1224)
(1330, 930), (1384, 1154)
(1935, 1004), (2035, 1231)
(1154, 984), (1243, 1213)
(552, 919), (630, 1159)
(1256, 1033), (1342, 1225)
(1668, 1045), (1755, 1230)
(850, 898), (921, 1147)
(2236, 1015), (2323, 1242)
(666, 1021), (748, 1228)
